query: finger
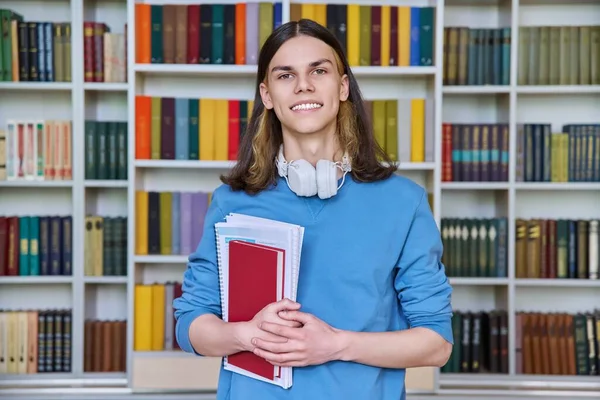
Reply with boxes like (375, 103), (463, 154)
(252, 337), (298, 354)
(277, 318), (302, 328)
(271, 298), (301, 313)
(278, 310), (314, 325)
(262, 332), (290, 343)
(253, 348), (304, 365)
(260, 321), (305, 340)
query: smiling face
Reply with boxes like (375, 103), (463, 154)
(259, 35), (349, 138)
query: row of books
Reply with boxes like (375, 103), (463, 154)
(85, 120), (128, 181)
(516, 219), (599, 280)
(0, 11), (71, 82)
(0, 215), (72, 277)
(518, 26), (600, 86)
(440, 217), (508, 278)
(135, 96), (253, 161)
(0, 309), (72, 374)
(516, 311), (600, 376)
(84, 215), (128, 277)
(441, 123), (509, 183)
(84, 319), (127, 373)
(442, 310), (508, 374)
(135, 3), (281, 65)
(367, 99), (432, 164)
(133, 282), (182, 352)
(516, 124), (600, 183)
(83, 22), (127, 83)
(135, 190), (211, 256)
(290, 4), (434, 67)
(1, 120), (72, 182)
(443, 27), (511, 86)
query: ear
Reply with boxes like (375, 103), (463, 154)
(259, 82), (274, 110)
(339, 74), (349, 102)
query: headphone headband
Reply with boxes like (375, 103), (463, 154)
(277, 144), (351, 175)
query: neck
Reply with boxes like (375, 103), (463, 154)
(281, 127), (342, 167)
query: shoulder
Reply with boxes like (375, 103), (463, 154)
(354, 173), (427, 212)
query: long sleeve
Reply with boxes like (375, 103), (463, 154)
(173, 190), (226, 355)
(394, 189), (454, 344)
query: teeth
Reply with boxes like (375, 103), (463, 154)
(291, 103), (322, 111)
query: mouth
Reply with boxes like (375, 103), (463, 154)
(290, 102), (323, 112)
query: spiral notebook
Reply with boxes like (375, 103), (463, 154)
(214, 213), (305, 389)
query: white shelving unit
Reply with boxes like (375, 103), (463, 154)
(0, 0), (598, 398)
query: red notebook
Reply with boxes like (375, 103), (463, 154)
(227, 240), (286, 380)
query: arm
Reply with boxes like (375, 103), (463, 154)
(173, 191), (239, 357)
(339, 189), (453, 369)
(253, 189), (454, 369)
(173, 191), (301, 358)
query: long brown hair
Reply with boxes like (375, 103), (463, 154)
(221, 19), (396, 194)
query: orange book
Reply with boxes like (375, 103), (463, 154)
(235, 3), (246, 64)
(135, 4), (151, 63)
(135, 96), (152, 159)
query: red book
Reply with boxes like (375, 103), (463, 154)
(226, 240), (285, 380)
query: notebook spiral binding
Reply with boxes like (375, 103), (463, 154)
(214, 225), (229, 368)
(214, 226), (227, 322)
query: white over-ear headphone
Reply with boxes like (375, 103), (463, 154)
(276, 144), (352, 199)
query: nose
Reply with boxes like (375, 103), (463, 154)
(294, 73), (314, 93)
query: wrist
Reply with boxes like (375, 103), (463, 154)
(333, 329), (354, 362)
(230, 321), (251, 353)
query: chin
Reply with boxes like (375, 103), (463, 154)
(289, 121), (332, 136)
(283, 111), (337, 136)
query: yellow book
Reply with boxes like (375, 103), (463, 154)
(313, 4), (327, 27)
(410, 99), (425, 162)
(92, 216), (104, 276)
(346, 5), (360, 66)
(301, 4), (315, 21)
(214, 99), (229, 161)
(398, 7), (410, 66)
(381, 6), (391, 66)
(247, 100), (254, 121)
(385, 100), (398, 161)
(135, 191), (149, 255)
(372, 100), (386, 153)
(151, 283), (165, 350)
(84, 216), (94, 275)
(259, 3), (273, 47)
(159, 192), (172, 255)
(150, 97), (161, 159)
(0, 312), (6, 373)
(199, 98), (215, 160)
(134, 284), (153, 351)
(7, 312), (17, 373)
(16, 311), (27, 374)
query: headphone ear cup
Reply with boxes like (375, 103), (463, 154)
(287, 159), (317, 197)
(316, 160), (338, 199)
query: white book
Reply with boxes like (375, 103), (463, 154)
(214, 213), (304, 389)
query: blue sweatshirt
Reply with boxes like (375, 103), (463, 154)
(173, 173), (454, 400)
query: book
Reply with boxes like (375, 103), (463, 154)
(214, 213), (305, 389)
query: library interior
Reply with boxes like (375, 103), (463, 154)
(0, 0), (598, 399)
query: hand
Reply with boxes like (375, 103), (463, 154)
(251, 309), (345, 367)
(235, 298), (302, 353)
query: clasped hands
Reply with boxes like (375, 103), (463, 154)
(235, 298), (345, 367)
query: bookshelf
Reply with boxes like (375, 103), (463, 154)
(0, 0), (598, 399)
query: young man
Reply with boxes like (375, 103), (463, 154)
(173, 19), (453, 400)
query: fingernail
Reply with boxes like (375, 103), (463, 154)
(252, 338), (256, 345)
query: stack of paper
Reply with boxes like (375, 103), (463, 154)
(214, 213), (305, 389)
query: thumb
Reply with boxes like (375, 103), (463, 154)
(273, 298), (301, 312)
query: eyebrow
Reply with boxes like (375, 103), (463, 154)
(270, 58), (333, 73)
